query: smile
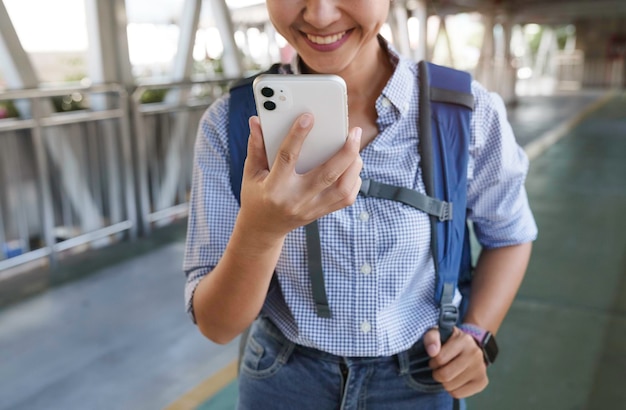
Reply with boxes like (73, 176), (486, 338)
(306, 31), (347, 45)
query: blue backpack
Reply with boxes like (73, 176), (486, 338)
(227, 61), (474, 341)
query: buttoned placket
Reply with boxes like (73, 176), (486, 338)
(353, 197), (377, 353)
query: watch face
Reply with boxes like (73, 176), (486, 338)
(483, 332), (499, 364)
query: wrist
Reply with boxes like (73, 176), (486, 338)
(227, 222), (286, 269)
(459, 323), (499, 365)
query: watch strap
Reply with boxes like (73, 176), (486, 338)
(459, 323), (498, 365)
(458, 323), (487, 344)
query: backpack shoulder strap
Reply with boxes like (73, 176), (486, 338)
(418, 61), (474, 339)
(227, 64), (332, 319)
(228, 63), (281, 204)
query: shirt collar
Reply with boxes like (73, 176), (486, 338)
(377, 37), (416, 117)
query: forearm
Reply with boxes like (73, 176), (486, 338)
(192, 115), (362, 344)
(463, 242), (533, 334)
(192, 217), (285, 344)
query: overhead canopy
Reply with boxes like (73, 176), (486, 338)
(231, 0), (626, 26)
(427, 0), (626, 24)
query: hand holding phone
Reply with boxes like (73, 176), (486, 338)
(252, 74), (349, 174)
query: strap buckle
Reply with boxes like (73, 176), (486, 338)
(359, 179), (372, 196)
(438, 303), (458, 344)
(439, 303), (459, 327)
(439, 202), (453, 221)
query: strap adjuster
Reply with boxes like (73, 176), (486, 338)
(439, 202), (453, 221)
(438, 303), (458, 344)
(359, 179), (371, 196)
(439, 304), (458, 328)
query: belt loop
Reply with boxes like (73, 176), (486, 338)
(396, 349), (410, 375)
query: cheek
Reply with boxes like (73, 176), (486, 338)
(266, 4), (298, 34)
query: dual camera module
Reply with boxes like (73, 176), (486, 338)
(261, 87), (277, 111)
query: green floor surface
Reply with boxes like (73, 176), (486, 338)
(198, 93), (626, 410)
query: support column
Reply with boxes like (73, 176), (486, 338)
(532, 26), (558, 93)
(171, 0), (202, 83)
(0, 2), (55, 263)
(0, 2), (38, 90)
(410, 0), (428, 62)
(85, 0), (136, 239)
(476, 11), (496, 91)
(209, 0), (244, 77)
(501, 15), (517, 104)
(390, 0), (412, 57)
(439, 16), (455, 67)
(151, 0), (203, 222)
(84, 0), (134, 88)
(265, 22), (281, 65)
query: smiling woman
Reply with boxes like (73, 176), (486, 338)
(184, 1), (538, 410)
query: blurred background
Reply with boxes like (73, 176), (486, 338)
(0, 1), (625, 409)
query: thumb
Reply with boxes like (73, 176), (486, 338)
(244, 116), (269, 174)
(423, 327), (442, 358)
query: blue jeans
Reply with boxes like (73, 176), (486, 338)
(238, 316), (465, 410)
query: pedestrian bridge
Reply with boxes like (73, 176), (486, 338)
(0, 1), (625, 409)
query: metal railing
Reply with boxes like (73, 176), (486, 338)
(0, 77), (240, 274)
(0, 56), (623, 276)
(130, 77), (236, 234)
(0, 84), (136, 273)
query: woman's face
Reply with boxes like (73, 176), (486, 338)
(266, 0), (390, 75)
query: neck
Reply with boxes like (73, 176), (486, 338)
(343, 40), (394, 149)
(343, 40), (393, 106)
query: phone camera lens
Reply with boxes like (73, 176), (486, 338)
(261, 87), (274, 97)
(263, 101), (276, 111)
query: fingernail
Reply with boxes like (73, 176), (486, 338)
(353, 127), (362, 142)
(299, 114), (312, 128)
(426, 344), (438, 357)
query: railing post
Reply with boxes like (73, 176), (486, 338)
(30, 98), (57, 268)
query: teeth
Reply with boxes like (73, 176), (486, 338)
(306, 31), (346, 45)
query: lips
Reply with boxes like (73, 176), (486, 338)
(303, 29), (352, 52)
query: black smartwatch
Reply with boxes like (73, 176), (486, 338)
(459, 323), (499, 365)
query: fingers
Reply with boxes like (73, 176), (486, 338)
(271, 113), (313, 172)
(429, 327), (466, 367)
(310, 126), (361, 190)
(315, 127), (363, 209)
(429, 327), (489, 398)
(423, 327), (442, 358)
(244, 116), (269, 176)
(448, 376), (489, 400)
(245, 119), (361, 229)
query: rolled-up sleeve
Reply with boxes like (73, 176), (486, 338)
(467, 82), (538, 248)
(183, 95), (240, 323)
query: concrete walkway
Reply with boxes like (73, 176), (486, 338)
(0, 233), (239, 410)
(469, 91), (626, 409)
(0, 90), (623, 410)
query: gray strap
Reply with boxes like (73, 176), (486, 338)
(430, 87), (475, 110)
(305, 221), (332, 318)
(360, 179), (453, 221)
(438, 282), (458, 343)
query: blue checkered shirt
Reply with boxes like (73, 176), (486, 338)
(183, 43), (538, 357)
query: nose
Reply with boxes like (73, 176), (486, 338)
(302, 0), (341, 29)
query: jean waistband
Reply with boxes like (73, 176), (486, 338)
(255, 315), (426, 372)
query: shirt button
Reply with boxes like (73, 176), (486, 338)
(360, 263), (372, 275)
(382, 97), (391, 108)
(359, 211), (370, 222)
(360, 320), (371, 333)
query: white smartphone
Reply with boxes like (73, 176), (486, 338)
(252, 74), (349, 174)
